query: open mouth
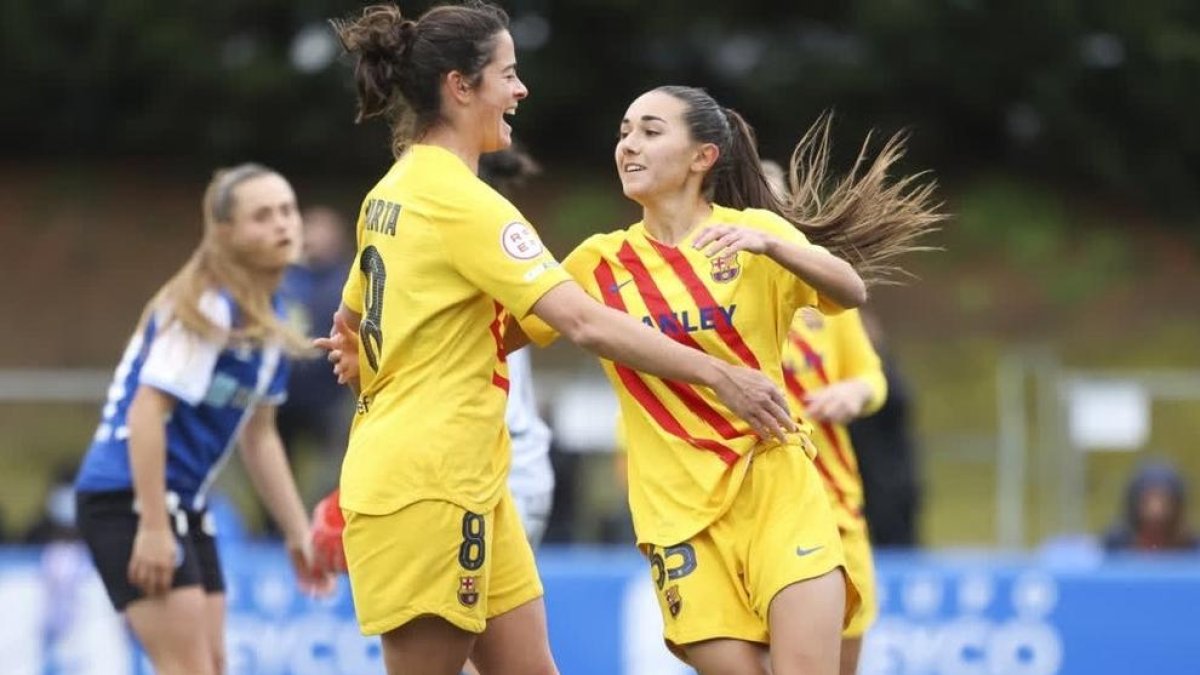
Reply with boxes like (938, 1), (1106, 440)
(623, 163), (646, 173)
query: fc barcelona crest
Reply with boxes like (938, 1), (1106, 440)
(710, 253), (741, 283)
(664, 584), (683, 618)
(458, 576), (480, 607)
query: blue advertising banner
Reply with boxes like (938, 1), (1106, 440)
(3, 544), (1198, 674)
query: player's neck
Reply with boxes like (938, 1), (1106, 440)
(246, 267), (284, 296)
(418, 127), (481, 174)
(641, 193), (712, 247)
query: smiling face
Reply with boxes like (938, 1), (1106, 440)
(468, 30), (527, 154)
(223, 173), (301, 272)
(615, 90), (717, 204)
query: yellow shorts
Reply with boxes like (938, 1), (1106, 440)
(840, 521), (878, 638)
(646, 444), (860, 652)
(342, 489), (542, 636)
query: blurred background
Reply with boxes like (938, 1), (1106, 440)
(1, 1), (1198, 674)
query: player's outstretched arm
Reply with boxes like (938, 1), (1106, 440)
(693, 225), (867, 309)
(530, 281), (796, 442)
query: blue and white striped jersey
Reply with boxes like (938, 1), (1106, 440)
(75, 290), (290, 510)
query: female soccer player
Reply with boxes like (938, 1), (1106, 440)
(511, 87), (941, 674)
(73, 164), (333, 675)
(326, 5), (795, 674)
(782, 307), (889, 675)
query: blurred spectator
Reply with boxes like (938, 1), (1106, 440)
(24, 463), (79, 544)
(1103, 460), (1200, 553)
(278, 206), (355, 496)
(848, 311), (923, 547)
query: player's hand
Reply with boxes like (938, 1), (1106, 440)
(313, 313), (360, 386)
(693, 225), (777, 258)
(127, 525), (177, 596)
(310, 490), (348, 575)
(804, 380), (873, 424)
(286, 535), (336, 597)
(710, 363), (796, 443)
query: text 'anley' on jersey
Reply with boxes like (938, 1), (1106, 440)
(641, 305), (737, 335)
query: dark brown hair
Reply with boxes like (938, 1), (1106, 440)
(478, 143), (541, 196)
(656, 85), (945, 286)
(332, 2), (510, 157)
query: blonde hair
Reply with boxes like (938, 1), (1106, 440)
(141, 164), (311, 356)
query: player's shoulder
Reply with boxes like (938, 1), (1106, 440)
(151, 288), (231, 330)
(579, 227), (631, 255)
(715, 204), (809, 243)
(559, 227), (635, 270)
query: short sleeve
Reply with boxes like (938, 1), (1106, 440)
(139, 293), (229, 406)
(341, 210), (367, 314)
(443, 195), (571, 319)
(515, 240), (599, 347)
(742, 209), (822, 312)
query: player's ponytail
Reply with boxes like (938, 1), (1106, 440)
(777, 113), (944, 286)
(657, 85), (944, 286)
(711, 107), (780, 212)
(332, 2), (510, 158)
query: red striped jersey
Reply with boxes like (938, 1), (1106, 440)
(522, 205), (828, 545)
(781, 308), (886, 530)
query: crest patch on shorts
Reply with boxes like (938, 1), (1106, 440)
(458, 576), (480, 607)
(665, 584), (683, 618)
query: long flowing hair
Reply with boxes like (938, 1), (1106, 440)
(659, 86), (945, 286)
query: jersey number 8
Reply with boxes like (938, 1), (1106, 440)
(359, 245), (386, 371)
(459, 512), (486, 571)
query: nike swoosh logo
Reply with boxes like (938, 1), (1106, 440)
(608, 278), (634, 293)
(795, 546), (824, 557)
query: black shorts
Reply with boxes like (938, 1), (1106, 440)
(76, 490), (225, 611)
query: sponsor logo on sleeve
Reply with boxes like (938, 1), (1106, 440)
(501, 221), (545, 260)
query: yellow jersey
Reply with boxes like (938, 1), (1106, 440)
(522, 205), (826, 545)
(781, 308), (886, 530)
(340, 144), (571, 515)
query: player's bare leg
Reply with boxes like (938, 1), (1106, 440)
(380, 616), (476, 675)
(682, 638), (769, 675)
(767, 570), (845, 675)
(202, 592), (228, 674)
(840, 637), (862, 675)
(469, 597), (557, 675)
(125, 586), (215, 675)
